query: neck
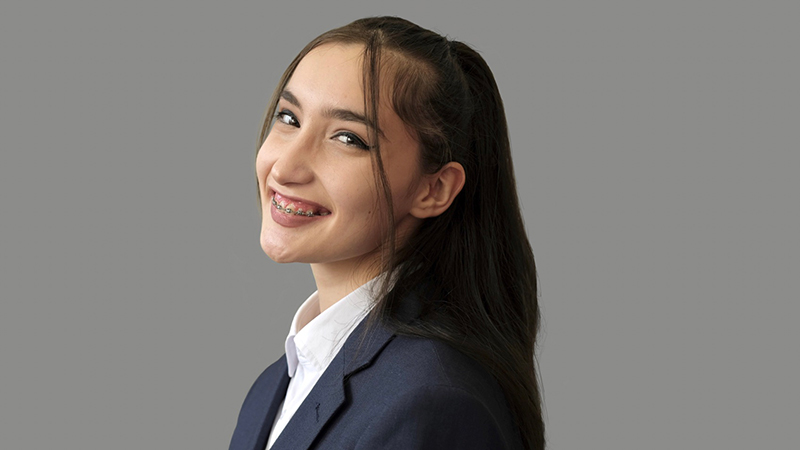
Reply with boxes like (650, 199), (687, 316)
(311, 255), (381, 313)
(309, 217), (419, 313)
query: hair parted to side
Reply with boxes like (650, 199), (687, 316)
(257, 17), (544, 450)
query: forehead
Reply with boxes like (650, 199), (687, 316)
(287, 43), (366, 106)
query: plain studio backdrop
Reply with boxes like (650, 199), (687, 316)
(1, 1), (797, 448)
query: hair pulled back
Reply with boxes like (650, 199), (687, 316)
(258, 17), (544, 450)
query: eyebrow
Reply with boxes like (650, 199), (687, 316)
(280, 89), (386, 140)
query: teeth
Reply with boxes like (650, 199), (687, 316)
(271, 196), (328, 217)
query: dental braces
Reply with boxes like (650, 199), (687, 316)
(272, 197), (330, 217)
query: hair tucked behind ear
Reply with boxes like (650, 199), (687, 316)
(258, 17), (544, 449)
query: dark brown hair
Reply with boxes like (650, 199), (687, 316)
(258, 17), (544, 449)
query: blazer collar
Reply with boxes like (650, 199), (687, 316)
(231, 285), (428, 450)
(229, 354), (290, 450)
(231, 316), (396, 450)
(268, 316), (395, 450)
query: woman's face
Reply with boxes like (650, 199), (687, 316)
(257, 43), (423, 279)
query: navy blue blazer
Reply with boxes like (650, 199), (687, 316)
(229, 312), (524, 450)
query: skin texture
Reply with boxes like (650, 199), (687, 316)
(257, 43), (465, 313)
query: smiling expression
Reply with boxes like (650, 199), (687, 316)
(256, 43), (424, 280)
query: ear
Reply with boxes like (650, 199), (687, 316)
(410, 162), (466, 219)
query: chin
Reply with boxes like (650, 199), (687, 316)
(260, 230), (318, 264)
(260, 234), (294, 263)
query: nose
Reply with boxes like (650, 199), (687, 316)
(266, 129), (315, 187)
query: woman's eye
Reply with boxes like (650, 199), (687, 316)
(275, 110), (299, 127)
(334, 132), (371, 150)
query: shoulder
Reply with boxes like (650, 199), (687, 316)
(243, 353), (287, 398)
(345, 334), (524, 450)
(371, 334), (495, 390)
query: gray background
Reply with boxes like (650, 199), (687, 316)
(1, 0), (797, 448)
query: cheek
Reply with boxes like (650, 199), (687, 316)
(329, 176), (382, 227)
(332, 181), (373, 214)
(386, 165), (421, 213)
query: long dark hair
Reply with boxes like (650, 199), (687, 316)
(258, 17), (544, 450)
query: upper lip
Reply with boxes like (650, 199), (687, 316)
(268, 187), (330, 212)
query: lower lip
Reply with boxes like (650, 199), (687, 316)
(269, 199), (328, 228)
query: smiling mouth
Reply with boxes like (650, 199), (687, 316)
(271, 195), (331, 217)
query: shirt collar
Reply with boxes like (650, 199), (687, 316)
(284, 276), (380, 377)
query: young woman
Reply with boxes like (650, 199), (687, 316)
(230, 17), (544, 450)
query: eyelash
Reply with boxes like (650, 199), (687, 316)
(333, 132), (371, 150)
(274, 109), (372, 151)
(275, 110), (298, 127)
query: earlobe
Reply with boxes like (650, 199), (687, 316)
(410, 162), (466, 219)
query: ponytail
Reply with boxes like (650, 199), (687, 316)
(379, 36), (545, 449)
(445, 39), (545, 449)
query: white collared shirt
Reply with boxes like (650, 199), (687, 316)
(265, 277), (379, 449)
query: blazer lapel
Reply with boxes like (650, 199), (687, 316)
(269, 317), (396, 450)
(229, 355), (291, 450)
